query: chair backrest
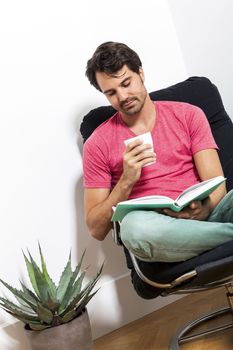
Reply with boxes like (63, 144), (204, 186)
(80, 76), (233, 191)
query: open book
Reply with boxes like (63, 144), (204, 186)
(111, 175), (226, 222)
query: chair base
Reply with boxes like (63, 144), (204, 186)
(170, 306), (233, 350)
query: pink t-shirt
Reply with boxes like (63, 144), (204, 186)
(83, 101), (218, 200)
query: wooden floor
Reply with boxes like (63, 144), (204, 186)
(94, 288), (233, 350)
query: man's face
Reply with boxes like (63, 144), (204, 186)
(95, 65), (147, 117)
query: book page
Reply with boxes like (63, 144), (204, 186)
(175, 176), (225, 207)
(120, 195), (173, 205)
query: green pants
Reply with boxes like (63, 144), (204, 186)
(120, 190), (233, 262)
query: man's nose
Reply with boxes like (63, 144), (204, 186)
(117, 89), (128, 102)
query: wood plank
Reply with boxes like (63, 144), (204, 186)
(94, 287), (233, 350)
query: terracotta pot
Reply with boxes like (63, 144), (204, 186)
(25, 309), (92, 350)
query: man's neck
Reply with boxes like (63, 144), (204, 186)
(120, 96), (156, 135)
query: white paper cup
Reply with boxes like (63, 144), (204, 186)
(124, 132), (155, 167)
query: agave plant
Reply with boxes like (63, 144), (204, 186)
(0, 244), (103, 331)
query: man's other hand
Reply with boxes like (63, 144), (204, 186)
(162, 197), (212, 221)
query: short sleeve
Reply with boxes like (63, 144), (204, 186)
(83, 135), (111, 188)
(188, 105), (218, 154)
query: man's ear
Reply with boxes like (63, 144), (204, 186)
(139, 67), (145, 82)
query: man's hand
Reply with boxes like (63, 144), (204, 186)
(84, 139), (156, 241)
(162, 197), (212, 221)
(121, 139), (156, 186)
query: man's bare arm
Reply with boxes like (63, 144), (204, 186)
(194, 148), (226, 209)
(163, 149), (226, 220)
(84, 180), (133, 241)
(84, 139), (156, 240)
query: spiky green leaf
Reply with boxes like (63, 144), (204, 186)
(37, 303), (54, 324)
(23, 251), (40, 297)
(60, 263), (103, 316)
(0, 303), (39, 323)
(26, 250), (51, 302)
(19, 281), (39, 305)
(79, 289), (99, 308)
(29, 323), (51, 331)
(67, 271), (86, 304)
(58, 255), (86, 313)
(60, 309), (77, 323)
(1, 308), (37, 325)
(0, 297), (36, 316)
(41, 291), (60, 312)
(38, 243), (57, 298)
(0, 279), (37, 312)
(58, 270), (86, 315)
(56, 251), (72, 302)
(57, 250), (86, 304)
(75, 290), (99, 315)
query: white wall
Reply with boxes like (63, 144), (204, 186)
(0, 1), (188, 347)
(1, 0), (233, 348)
(168, 0), (233, 117)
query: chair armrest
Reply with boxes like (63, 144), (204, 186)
(112, 221), (122, 245)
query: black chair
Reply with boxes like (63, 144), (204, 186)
(80, 77), (233, 349)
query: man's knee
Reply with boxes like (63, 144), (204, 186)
(120, 211), (173, 261)
(121, 211), (145, 241)
(121, 210), (173, 242)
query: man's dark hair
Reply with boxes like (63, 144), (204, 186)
(86, 41), (142, 91)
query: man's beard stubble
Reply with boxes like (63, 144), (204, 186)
(120, 87), (147, 116)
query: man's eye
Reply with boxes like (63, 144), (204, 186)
(107, 91), (115, 97)
(122, 82), (130, 88)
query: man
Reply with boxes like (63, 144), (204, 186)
(83, 41), (233, 263)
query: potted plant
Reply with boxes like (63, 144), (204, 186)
(0, 244), (103, 350)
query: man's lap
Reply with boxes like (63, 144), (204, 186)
(120, 190), (233, 262)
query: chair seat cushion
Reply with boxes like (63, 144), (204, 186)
(126, 238), (233, 299)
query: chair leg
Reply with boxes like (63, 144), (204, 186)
(170, 306), (233, 350)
